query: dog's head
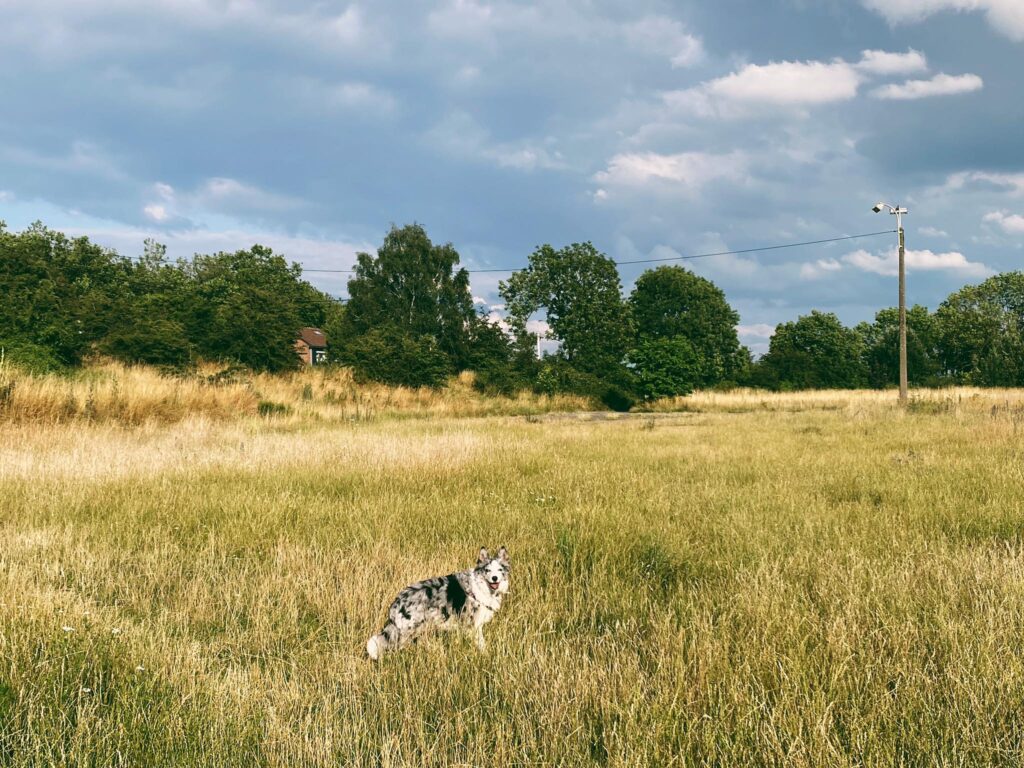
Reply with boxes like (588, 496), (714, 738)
(475, 546), (510, 595)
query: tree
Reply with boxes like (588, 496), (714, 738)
(182, 245), (335, 372)
(344, 326), (450, 388)
(758, 311), (867, 389)
(0, 222), (132, 364)
(627, 337), (703, 400)
(935, 272), (1024, 385)
(340, 224), (477, 376)
(856, 305), (939, 388)
(500, 242), (633, 378)
(628, 266), (743, 385)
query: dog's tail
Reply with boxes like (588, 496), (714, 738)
(366, 633), (385, 661)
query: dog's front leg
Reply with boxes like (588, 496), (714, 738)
(474, 627), (486, 651)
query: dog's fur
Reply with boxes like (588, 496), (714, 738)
(366, 547), (510, 660)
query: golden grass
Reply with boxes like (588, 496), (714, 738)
(2, 390), (1024, 764)
(0, 361), (589, 425)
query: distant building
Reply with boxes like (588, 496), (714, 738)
(296, 327), (328, 366)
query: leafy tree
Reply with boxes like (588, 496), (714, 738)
(627, 336), (703, 400)
(500, 242), (633, 378)
(0, 222), (131, 364)
(344, 326), (450, 388)
(182, 245), (334, 371)
(758, 310), (867, 389)
(628, 266), (742, 385)
(341, 224), (477, 376)
(855, 305), (939, 388)
(935, 272), (1024, 385)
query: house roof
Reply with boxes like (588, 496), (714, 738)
(298, 327), (327, 347)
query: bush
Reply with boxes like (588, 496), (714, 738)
(626, 337), (703, 401)
(101, 318), (192, 369)
(0, 338), (66, 374)
(600, 385), (635, 412)
(344, 326), (451, 388)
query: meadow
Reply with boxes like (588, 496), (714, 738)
(3, 374), (1024, 765)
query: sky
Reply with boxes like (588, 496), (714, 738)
(1, 0), (1022, 354)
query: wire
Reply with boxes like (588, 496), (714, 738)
(300, 229), (896, 275)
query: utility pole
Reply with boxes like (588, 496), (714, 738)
(873, 202), (909, 404)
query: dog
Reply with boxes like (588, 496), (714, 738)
(366, 547), (510, 661)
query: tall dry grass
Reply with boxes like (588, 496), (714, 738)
(3, 392), (1024, 764)
(0, 360), (588, 425)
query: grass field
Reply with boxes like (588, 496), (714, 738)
(3, 387), (1024, 765)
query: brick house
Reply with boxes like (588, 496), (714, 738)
(295, 327), (328, 366)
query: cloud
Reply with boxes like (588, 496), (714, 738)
(983, 211), (1024, 234)
(737, 323), (776, 338)
(799, 258), (843, 279)
(141, 178), (305, 226)
(623, 16), (703, 68)
(919, 226), (949, 237)
(861, 0), (1024, 42)
(843, 247), (992, 276)
(939, 171), (1024, 196)
(871, 73), (983, 100)
(664, 59), (862, 118)
(143, 204), (169, 222)
(593, 151), (748, 195)
(424, 111), (565, 171)
(855, 48), (928, 75)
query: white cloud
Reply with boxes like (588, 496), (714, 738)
(799, 257), (843, 279)
(593, 151), (747, 195)
(196, 178), (303, 212)
(143, 204), (169, 222)
(737, 323), (776, 338)
(871, 73), (983, 100)
(425, 111), (565, 171)
(843, 247), (992, 276)
(919, 226), (949, 237)
(939, 171), (1024, 196)
(623, 16), (703, 68)
(855, 48), (928, 75)
(0, 190), (14, 203)
(667, 58), (862, 118)
(984, 211), (1024, 234)
(141, 177), (304, 225)
(861, 0), (1024, 42)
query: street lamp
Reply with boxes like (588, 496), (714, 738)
(872, 202), (909, 404)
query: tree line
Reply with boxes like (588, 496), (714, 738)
(2, 220), (1022, 406)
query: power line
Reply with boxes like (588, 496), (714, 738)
(300, 229), (896, 275)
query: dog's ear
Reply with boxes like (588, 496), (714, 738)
(497, 546), (509, 564)
(478, 547), (489, 564)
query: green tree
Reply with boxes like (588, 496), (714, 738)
(628, 266), (743, 385)
(500, 242), (633, 378)
(758, 310), (867, 389)
(855, 305), (940, 388)
(183, 245), (335, 372)
(344, 326), (450, 388)
(341, 224), (477, 376)
(935, 272), (1024, 385)
(0, 222), (132, 364)
(627, 337), (703, 400)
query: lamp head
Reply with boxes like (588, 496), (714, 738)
(872, 202), (885, 213)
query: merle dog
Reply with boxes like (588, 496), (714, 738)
(366, 547), (510, 660)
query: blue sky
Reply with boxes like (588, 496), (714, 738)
(1, 0), (1022, 353)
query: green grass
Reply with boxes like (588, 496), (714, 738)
(2, 397), (1024, 765)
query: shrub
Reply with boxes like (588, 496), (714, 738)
(344, 326), (451, 388)
(0, 338), (66, 374)
(101, 319), (192, 369)
(626, 337), (703, 401)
